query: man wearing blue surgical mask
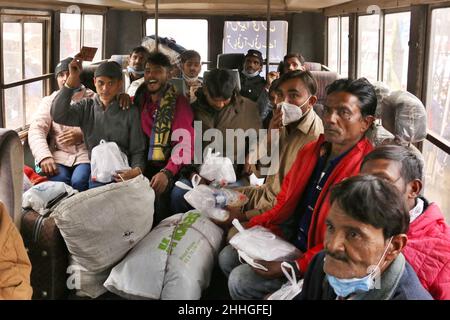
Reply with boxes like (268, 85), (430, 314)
(295, 175), (432, 300)
(240, 49), (267, 102)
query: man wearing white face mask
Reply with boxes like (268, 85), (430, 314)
(295, 175), (432, 300)
(240, 49), (267, 102)
(229, 70), (323, 224)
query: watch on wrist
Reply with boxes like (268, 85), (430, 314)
(160, 168), (174, 180)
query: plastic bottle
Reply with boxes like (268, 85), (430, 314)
(212, 189), (248, 208)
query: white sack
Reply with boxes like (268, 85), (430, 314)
(51, 175), (155, 297)
(104, 211), (223, 300)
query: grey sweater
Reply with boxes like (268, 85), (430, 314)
(51, 86), (146, 169)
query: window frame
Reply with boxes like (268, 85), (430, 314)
(59, 11), (105, 62)
(222, 19), (289, 71)
(423, 4), (450, 155)
(353, 8), (411, 83)
(0, 10), (52, 131)
(355, 12), (382, 82)
(144, 16), (211, 70)
(380, 9), (411, 89)
(326, 15), (350, 76)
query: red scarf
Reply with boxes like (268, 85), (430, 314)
(247, 134), (374, 273)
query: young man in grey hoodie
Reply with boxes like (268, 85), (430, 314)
(51, 57), (146, 188)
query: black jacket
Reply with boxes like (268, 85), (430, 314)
(240, 73), (266, 102)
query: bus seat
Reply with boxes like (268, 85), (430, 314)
(366, 82), (427, 146)
(310, 70), (340, 106)
(22, 137), (35, 168)
(109, 54), (130, 69)
(217, 53), (245, 70)
(169, 78), (185, 95)
(0, 128), (24, 228)
(379, 90), (427, 143)
(304, 61), (322, 71)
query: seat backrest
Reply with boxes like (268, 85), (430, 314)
(169, 78), (185, 96)
(0, 129), (24, 227)
(379, 90), (427, 143)
(304, 61), (322, 72)
(217, 53), (245, 70)
(109, 54), (130, 69)
(364, 82), (427, 146)
(310, 70), (340, 106)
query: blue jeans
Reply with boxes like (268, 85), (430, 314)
(49, 163), (90, 191)
(88, 179), (110, 189)
(218, 245), (284, 300)
(170, 177), (248, 215)
(170, 178), (194, 214)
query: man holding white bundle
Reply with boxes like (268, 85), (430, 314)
(51, 57), (146, 188)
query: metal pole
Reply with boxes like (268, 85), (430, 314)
(155, 0), (159, 52)
(265, 0), (271, 79)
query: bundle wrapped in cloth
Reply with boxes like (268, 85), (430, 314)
(104, 210), (223, 299)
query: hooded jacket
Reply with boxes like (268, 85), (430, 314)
(403, 200), (450, 300)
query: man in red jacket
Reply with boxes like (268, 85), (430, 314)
(360, 144), (450, 300)
(219, 78), (376, 299)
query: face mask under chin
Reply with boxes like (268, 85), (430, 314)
(325, 236), (393, 298)
(183, 73), (199, 83)
(127, 66), (144, 75)
(242, 69), (260, 78)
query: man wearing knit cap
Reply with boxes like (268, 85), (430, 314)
(29, 57), (95, 191)
(51, 57), (146, 188)
(240, 49), (266, 102)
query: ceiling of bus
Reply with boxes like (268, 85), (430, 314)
(40, 0), (353, 13)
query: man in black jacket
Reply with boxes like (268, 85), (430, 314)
(240, 49), (266, 102)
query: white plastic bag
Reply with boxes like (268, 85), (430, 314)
(22, 181), (76, 214)
(90, 140), (130, 183)
(23, 173), (33, 192)
(176, 175), (248, 221)
(267, 262), (303, 300)
(229, 219), (301, 262)
(199, 148), (236, 185)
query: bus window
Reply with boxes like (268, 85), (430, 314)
(327, 16), (349, 76)
(223, 20), (288, 73)
(382, 12), (410, 91)
(83, 15), (104, 62)
(327, 17), (339, 72)
(423, 140), (450, 222)
(427, 7), (450, 141)
(60, 13), (103, 62)
(357, 14), (380, 83)
(340, 16), (349, 77)
(146, 19), (208, 76)
(2, 16), (48, 130)
(424, 7), (450, 221)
